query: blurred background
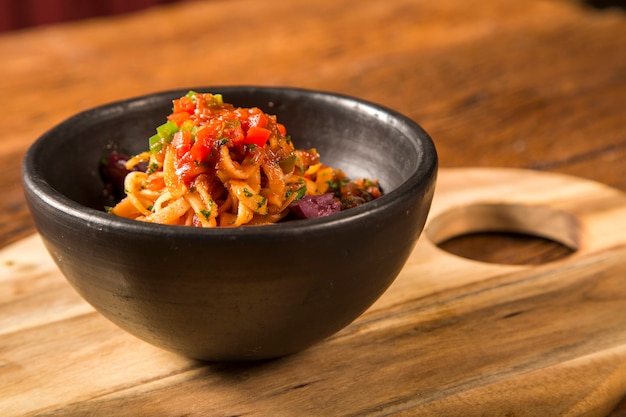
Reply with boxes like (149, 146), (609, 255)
(2, 0), (625, 32)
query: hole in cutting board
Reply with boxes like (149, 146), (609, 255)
(425, 203), (581, 265)
(438, 232), (576, 265)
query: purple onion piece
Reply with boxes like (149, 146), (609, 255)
(289, 193), (342, 219)
(100, 152), (130, 191)
(100, 152), (147, 203)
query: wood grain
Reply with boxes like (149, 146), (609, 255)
(1, 0), (625, 414)
(2, 167), (626, 416)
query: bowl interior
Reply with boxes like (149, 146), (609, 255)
(32, 87), (430, 213)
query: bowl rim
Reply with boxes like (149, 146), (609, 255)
(23, 86), (438, 240)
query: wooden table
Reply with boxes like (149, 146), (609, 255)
(1, 0), (625, 415)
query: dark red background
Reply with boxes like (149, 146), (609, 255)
(0, 0), (184, 31)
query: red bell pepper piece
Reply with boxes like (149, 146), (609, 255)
(244, 126), (271, 147)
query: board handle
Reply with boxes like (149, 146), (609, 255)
(420, 168), (626, 265)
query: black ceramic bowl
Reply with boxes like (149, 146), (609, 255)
(22, 86), (437, 361)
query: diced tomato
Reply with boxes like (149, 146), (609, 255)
(194, 94), (214, 116)
(173, 96), (195, 114)
(171, 130), (193, 160)
(195, 125), (214, 144)
(244, 126), (271, 147)
(195, 120), (223, 152)
(248, 110), (267, 129)
(168, 111), (191, 127)
(190, 130), (213, 162)
(277, 123), (287, 135)
(226, 126), (246, 145)
(171, 130), (192, 147)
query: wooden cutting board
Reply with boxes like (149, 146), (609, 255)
(2, 167), (626, 417)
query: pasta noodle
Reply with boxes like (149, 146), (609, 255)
(105, 91), (382, 227)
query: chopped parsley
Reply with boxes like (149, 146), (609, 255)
(200, 209), (211, 220)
